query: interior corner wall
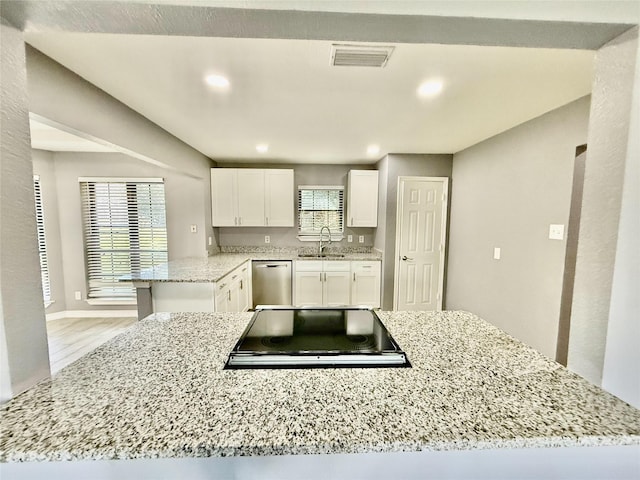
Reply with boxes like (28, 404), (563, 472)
(570, 27), (639, 388)
(0, 21), (51, 402)
(447, 96), (590, 360)
(24, 46), (218, 257)
(33, 152), (209, 312)
(215, 163), (376, 247)
(380, 154), (453, 310)
(602, 26), (640, 409)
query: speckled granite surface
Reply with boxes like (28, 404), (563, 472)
(1, 311), (639, 462)
(123, 248), (382, 283)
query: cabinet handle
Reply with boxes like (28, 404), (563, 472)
(234, 217), (238, 226)
(228, 290), (231, 301)
(351, 217), (353, 225)
(240, 280), (243, 290)
(353, 273), (356, 282)
(239, 217), (242, 225)
(219, 283), (227, 289)
(232, 275), (238, 280)
(266, 217), (269, 225)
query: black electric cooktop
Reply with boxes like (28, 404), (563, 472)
(224, 307), (411, 369)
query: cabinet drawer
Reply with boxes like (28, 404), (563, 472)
(323, 261), (351, 272)
(295, 260), (323, 272)
(352, 261), (380, 274)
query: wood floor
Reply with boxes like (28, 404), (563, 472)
(46, 317), (137, 374)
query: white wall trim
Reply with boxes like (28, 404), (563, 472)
(46, 310), (138, 321)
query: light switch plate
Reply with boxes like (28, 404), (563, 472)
(347, 235), (353, 243)
(74, 291), (82, 300)
(208, 236), (212, 246)
(493, 247), (501, 260)
(549, 224), (565, 240)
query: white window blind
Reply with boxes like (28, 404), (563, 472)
(33, 176), (51, 306)
(79, 179), (168, 300)
(298, 186), (344, 238)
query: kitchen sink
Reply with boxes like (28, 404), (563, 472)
(297, 253), (345, 258)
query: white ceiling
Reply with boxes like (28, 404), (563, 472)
(26, 32), (594, 163)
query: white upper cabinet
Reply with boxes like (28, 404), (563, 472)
(211, 168), (293, 227)
(237, 169), (265, 226)
(211, 169), (237, 226)
(265, 169), (294, 226)
(347, 170), (379, 227)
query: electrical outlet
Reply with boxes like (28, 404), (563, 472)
(549, 224), (565, 240)
(208, 236), (212, 246)
(347, 235), (353, 243)
(190, 224), (197, 233)
(74, 291), (82, 301)
(264, 235), (270, 244)
(358, 235), (365, 244)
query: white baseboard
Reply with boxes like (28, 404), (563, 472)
(46, 310), (138, 321)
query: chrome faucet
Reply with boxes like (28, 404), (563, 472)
(319, 225), (332, 256)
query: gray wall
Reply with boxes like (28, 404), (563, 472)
(375, 154), (453, 310)
(216, 163), (376, 247)
(25, 46), (218, 257)
(602, 27), (640, 408)
(0, 22), (50, 402)
(447, 96), (591, 359)
(32, 152), (210, 313)
(569, 28), (639, 389)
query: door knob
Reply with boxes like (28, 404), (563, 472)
(402, 256), (414, 261)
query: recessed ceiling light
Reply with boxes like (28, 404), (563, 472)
(256, 144), (269, 154)
(205, 74), (230, 89)
(367, 144), (380, 156)
(417, 80), (443, 97)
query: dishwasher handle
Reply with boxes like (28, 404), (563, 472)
(255, 264), (289, 268)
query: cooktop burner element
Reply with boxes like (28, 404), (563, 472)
(225, 307), (411, 369)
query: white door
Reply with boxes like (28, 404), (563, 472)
(395, 177), (448, 311)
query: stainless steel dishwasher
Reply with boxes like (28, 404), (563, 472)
(251, 261), (292, 307)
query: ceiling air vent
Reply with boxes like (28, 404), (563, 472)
(330, 44), (394, 68)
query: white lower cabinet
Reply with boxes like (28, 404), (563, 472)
(294, 260), (379, 307)
(152, 261), (251, 313)
(294, 260), (351, 306)
(351, 261), (381, 308)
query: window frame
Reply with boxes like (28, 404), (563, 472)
(297, 185), (344, 242)
(33, 175), (52, 307)
(79, 177), (168, 303)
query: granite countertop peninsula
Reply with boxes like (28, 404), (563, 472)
(1, 310), (639, 462)
(122, 246), (382, 283)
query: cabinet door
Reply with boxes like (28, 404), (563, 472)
(265, 169), (294, 226)
(214, 283), (230, 313)
(351, 261), (381, 308)
(237, 169), (265, 226)
(324, 271), (351, 306)
(294, 271), (323, 306)
(237, 264), (251, 312)
(347, 170), (379, 227)
(211, 169), (237, 226)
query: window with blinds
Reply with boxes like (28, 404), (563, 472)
(79, 178), (168, 300)
(33, 176), (51, 306)
(298, 186), (344, 239)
